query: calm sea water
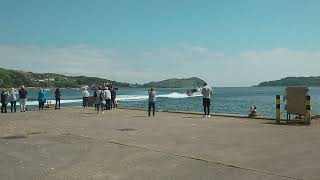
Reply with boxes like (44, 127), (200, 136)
(15, 87), (320, 117)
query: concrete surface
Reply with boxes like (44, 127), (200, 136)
(1, 107), (320, 180)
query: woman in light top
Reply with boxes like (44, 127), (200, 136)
(82, 87), (90, 108)
(9, 88), (19, 112)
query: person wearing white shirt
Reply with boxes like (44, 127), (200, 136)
(104, 87), (111, 110)
(201, 82), (213, 118)
(82, 88), (90, 108)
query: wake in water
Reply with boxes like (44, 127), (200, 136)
(7, 99), (83, 106)
(118, 92), (202, 101)
(8, 92), (202, 106)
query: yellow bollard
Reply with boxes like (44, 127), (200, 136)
(305, 95), (311, 125)
(276, 95), (280, 124)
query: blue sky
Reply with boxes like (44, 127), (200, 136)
(0, 0), (319, 86)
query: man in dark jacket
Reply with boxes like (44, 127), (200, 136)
(19, 86), (27, 112)
(55, 88), (61, 109)
(1, 89), (9, 113)
(110, 86), (117, 109)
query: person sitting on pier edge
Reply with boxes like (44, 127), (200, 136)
(46, 101), (52, 109)
(115, 99), (119, 109)
(248, 106), (257, 118)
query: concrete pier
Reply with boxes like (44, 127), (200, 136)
(0, 107), (319, 180)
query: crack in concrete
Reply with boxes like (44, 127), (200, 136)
(59, 131), (303, 180)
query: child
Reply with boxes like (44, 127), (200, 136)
(115, 100), (119, 109)
(46, 101), (52, 109)
(249, 106), (257, 118)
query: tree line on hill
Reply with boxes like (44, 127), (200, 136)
(257, 76), (320, 87)
(0, 68), (206, 88)
(0, 68), (130, 88)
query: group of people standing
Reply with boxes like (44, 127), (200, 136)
(37, 88), (61, 110)
(0, 86), (27, 113)
(1, 82), (214, 118)
(0, 86), (62, 113)
(92, 86), (117, 114)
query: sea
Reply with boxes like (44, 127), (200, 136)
(9, 87), (320, 118)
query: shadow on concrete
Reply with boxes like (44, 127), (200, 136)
(181, 116), (203, 119)
(262, 121), (310, 126)
(2, 135), (28, 139)
(117, 128), (137, 131)
(131, 116), (147, 118)
(79, 112), (98, 115)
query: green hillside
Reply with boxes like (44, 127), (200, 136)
(257, 76), (320, 87)
(141, 77), (206, 88)
(0, 68), (130, 88)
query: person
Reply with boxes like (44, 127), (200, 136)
(201, 82), (213, 118)
(37, 89), (47, 110)
(148, 87), (156, 117)
(95, 87), (104, 114)
(115, 99), (119, 109)
(19, 86), (27, 112)
(9, 88), (19, 113)
(110, 86), (117, 109)
(186, 89), (192, 96)
(82, 87), (90, 108)
(93, 87), (98, 110)
(46, 101), (52, 109)
(1, 89), (9, 113)
(248, 106), (257, 118)
(105, 87), (111, 110)
(55, 88), (61, 109)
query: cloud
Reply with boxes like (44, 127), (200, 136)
(175, 43), (225, 58)
(191, 46), (208, 53)
(0, 44), (225, 81)
(0, 45), (115, 77)
(0, 44), (319, 86)
(219, 48), (320, 86)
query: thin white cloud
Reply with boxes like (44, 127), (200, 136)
(0, 45), (319, 86)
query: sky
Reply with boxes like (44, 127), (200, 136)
(0, 0), (319, 87)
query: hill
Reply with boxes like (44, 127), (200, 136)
(141, 77), (206, 88)
(257, 76), (320, 87)
(0, 68), (131, 88)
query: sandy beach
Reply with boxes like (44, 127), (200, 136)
(1, 107), (320, 180)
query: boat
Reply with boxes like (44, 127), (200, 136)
(186, 82), (202, 96)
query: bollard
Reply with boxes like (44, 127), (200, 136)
(305, 95), (311, 125)
(276, 95), (280, 124)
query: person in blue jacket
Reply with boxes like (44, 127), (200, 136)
(38, 89), (47, 110)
